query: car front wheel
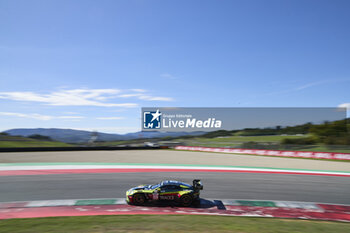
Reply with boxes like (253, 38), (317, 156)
(133, 193), (146, 205)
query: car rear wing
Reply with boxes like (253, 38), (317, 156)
(193, 179), (203, 190)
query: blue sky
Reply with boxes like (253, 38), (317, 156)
(0, 0), (349, 133)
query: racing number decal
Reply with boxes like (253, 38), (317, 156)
(152, 192), (159, 200)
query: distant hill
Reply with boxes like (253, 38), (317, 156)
(3, 128), (205, 143)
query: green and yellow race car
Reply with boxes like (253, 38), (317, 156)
(126, 179), (203, 206)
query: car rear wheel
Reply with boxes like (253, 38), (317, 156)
(133, 194), (146, 205)
(180, 194), (193, 207)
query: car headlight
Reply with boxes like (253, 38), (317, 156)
(126, 189), (135, 195)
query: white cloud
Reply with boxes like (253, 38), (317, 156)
(338, 103), (350, 109)
(0, 89), (137, 107)
(338, 103), (350, 118)
(295, 80), (331, 91)
(160, 73), (177, 79)
(261, 79), (350, 98)
(138, 95), (174, 101)
(0, 88), (174, 106)
(96, 117), (124, 120)
(118, 92), (174, 101)
(295, 79), (350, 91)
(62, 111), (80, 115)
(118, 93), (142, 98)
(130, 89), (147, 92)
(0, 112), (52, 121)
(0, 112), (84, 121)
(58, 116), (85, 119)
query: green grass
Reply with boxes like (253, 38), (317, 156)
(95, 140), (140, 146)
(0, 215), (349, 233)
(94, 135), (311, 147)
(0, 136), (73, 148)
(292, 145), (350, 153)
(0, 140), (73, 147)
(171, 135), (309, 147)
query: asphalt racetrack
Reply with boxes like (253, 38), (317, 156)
(1, 150), (350, 171)
(1, 150), (349, 205)
(1, 172), (349, 204)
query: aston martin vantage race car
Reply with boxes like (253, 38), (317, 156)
(126, 179), (203, 206)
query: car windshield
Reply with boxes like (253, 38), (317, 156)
(149, 184), (160, 189)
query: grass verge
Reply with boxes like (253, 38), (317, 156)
(0, 140), (73, 148)
(0, 215), (349, 233)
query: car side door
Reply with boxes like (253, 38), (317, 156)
(159, 185), (181, 200)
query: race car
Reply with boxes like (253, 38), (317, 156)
(126, 179), (203, 207)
